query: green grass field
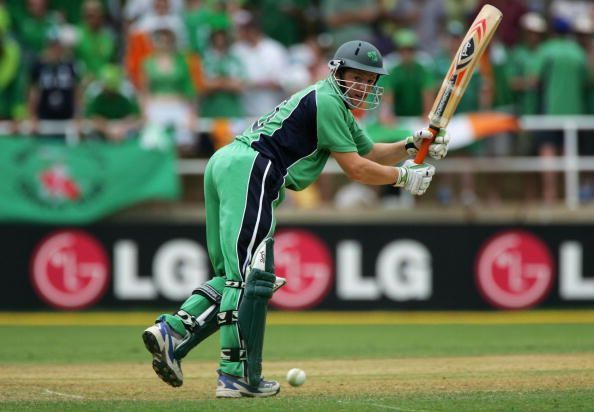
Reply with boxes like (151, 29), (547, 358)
(1, 311), (594, 411)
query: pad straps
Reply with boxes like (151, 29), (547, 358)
(193, 283), (223, 303)
(217, 310), (239, 326)
(225, 280), (246, 289)
(220, 348), (247, 362)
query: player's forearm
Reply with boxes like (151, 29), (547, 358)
(345, 158), (399, 186)
(333, 150), (400, 186)
(335, 156), (398, 185)
(365, 141), (408, 166)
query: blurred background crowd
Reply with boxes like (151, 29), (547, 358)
(1, 0), (594, 209)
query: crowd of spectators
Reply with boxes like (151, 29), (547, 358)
(1, 0), (593, 206)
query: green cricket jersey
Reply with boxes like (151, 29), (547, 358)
(382, 60), (434, 116)
(235, 78), (373, 191)
(142, 53), (195, 98)
(507, 44), (541, 115)
(75, 25), (116, 78)
(200, 48), (244, 118)
(536, 38), (588, 115)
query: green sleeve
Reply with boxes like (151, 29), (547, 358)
(316, 92), (374, 155)
(316, 93), (359, 153)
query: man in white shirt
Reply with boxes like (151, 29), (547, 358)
(232, 14), (290, 117)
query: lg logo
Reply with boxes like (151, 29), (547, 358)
(30, 230), (110, 310)
(475, 231), (554, 309)
(475, 230), (594, 309)
(270, 230), (333, 310)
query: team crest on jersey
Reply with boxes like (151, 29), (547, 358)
(367, 51), (378, 62)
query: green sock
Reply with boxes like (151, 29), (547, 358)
(160, 314), (188, 337)
(158, 277), (226, 337)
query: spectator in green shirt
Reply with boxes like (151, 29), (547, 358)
(0, 12), (27, 132)
(13, 0), (55, 62)
(74, 0), (116, 82)
(535, 17), (589, 203)
(508, 12), (547, 117)
(379, 29), (434, 124)
(536, 18), (588, 116)
(139, 24), (197, 153)
(201, 29), (245, 118)
(184, 0), (231, 57)
(84, 65), (141, 142)
(506, 12), (546, 160)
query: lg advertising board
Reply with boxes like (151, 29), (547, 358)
(2, 224), (593, 310)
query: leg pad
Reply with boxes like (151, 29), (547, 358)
(238, 238), (276, 386)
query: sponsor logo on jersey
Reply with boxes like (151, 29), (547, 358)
(270, 229), (333, 310)
(30, 230), (110, 309)
(475, 230), (554, 309)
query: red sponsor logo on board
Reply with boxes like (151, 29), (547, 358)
(30, 230), (110, 310)
(475, 230), (554, 309)
(270, 230), (333, 310)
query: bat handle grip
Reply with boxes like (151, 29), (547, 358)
(414, 125), (440, 164)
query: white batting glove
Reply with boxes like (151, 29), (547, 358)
(405, 128), (450, 160)
(394, 159), (435, 196)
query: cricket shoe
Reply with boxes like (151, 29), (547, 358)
(142, 316), (184, 387)
(215, 370), (280, 398)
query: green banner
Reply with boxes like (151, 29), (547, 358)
(0, 135), (180, 223)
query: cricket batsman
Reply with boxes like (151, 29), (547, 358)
(142, 40), (450, 398)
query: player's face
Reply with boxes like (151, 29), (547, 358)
(340, 69), (378, 105)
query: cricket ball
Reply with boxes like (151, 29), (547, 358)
(286, 368), (306, 387)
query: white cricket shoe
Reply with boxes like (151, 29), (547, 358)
(216, 370), (280, 398)
(142, 317), (184, 387)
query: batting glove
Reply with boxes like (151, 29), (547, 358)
(394, 159), (435, 196)
(405, 128), (450, 160)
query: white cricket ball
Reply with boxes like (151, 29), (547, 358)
(286, 368), (306, 387)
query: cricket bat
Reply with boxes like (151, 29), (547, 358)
(414, 4), (503, 164)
